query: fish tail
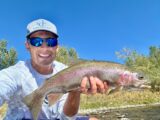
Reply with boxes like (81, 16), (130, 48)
(23, 90), (44, 120)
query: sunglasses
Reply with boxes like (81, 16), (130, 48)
(28, 37), (58, 47)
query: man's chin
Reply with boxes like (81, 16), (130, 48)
(38, 60), (53, 66)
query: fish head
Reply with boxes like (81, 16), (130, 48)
(131, 72), (146, 84)
(131, 72), (151, 88)
(118, 71), (150, 89)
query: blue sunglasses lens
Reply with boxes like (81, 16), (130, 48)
(46, 38), (58, 47)
(29, 37), (58, 47)
(29, 37), (43, 47)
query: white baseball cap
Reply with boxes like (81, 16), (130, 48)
(26, 19), (58, 38)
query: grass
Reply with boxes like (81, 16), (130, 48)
(79, 90), (160, 110)
(0, 90), (160, 118)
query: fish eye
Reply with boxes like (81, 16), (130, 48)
(137, 73), (144, 80)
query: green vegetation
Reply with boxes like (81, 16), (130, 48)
(56, 46), (79, 66)
(80, 90), (160, 110)
(0, 40), (17, 70)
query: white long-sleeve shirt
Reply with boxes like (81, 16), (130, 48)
(0, 60), (77, 120)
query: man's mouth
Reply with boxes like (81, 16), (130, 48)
(38, 53), (51, 58)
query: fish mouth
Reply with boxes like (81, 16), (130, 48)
(139, 84), (151, 89)
(132, 80), (151, 89)
(140, 80), (151, 88)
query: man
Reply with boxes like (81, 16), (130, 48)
(0, 19), (107, 120)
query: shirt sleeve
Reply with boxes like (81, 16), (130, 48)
(0, 67), (19, 106)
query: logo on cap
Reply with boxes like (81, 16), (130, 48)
(26, 19), (58, 37)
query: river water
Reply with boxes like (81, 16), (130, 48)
(88, 105), (160, 120)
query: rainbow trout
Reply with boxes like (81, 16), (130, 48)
(23, 61), (148, 120)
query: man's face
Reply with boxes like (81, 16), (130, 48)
(25, 31), (58, 67)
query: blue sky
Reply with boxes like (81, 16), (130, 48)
(0, 0), (160, 63)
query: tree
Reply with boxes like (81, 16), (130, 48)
(56, 46), (79, 66)
(149, 46), (160, 68)
(0, 40), (17, 70)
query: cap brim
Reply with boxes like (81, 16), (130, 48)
(26, 29), (58, 38)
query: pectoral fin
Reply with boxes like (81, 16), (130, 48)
(107, 86), (123, 95)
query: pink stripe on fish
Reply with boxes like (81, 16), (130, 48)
(118, 71), (134, 86)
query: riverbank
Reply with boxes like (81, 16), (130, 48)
(79, 102), (160, 114)
(78, 90), (160, 119)
(79, 90), (160, 113)
(79, 103), (160, 120)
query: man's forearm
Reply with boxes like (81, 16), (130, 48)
(63, 90), (81, 116)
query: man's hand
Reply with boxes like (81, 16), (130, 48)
(63, 76), (108, 117)
(80, 76), (108, 94)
